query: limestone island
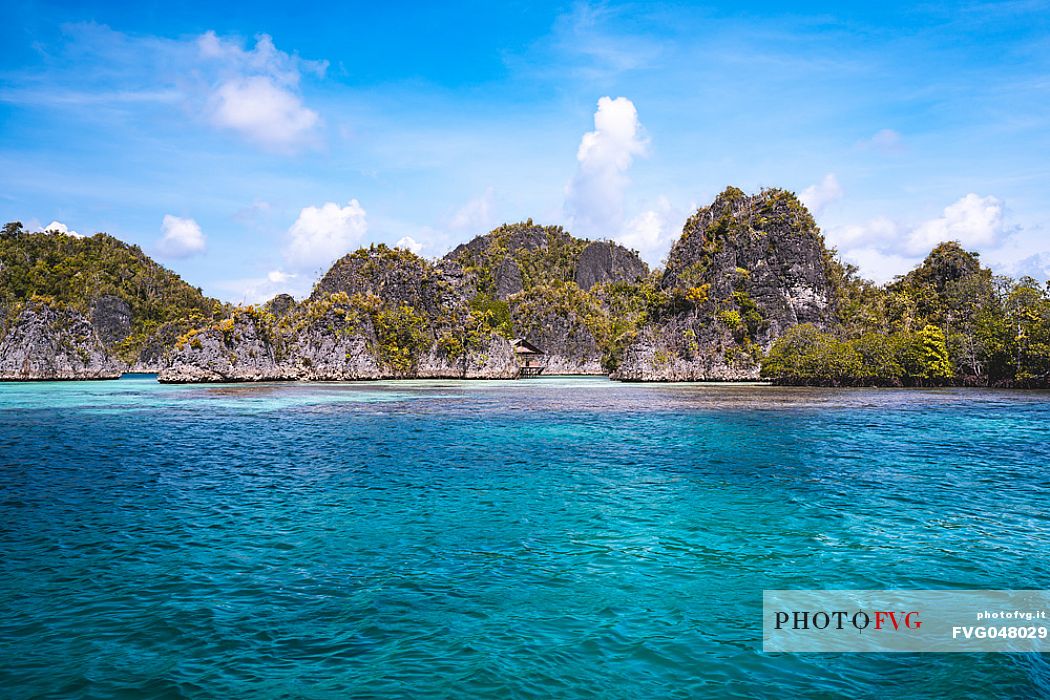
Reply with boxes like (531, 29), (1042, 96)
(1, 187), (1047, 387)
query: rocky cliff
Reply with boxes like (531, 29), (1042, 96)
(160, 246), (518, 382)
(160, 227), (656, 382)
(445, 221), (648, 298)
(614, 187), (840, 381)
(0, 224), (225, 376)
(445, 222), (651, 373)
(0, 302), (123, 380)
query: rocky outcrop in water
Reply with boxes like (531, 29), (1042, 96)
(163, 223), (660, 381)
(160, 246), (519, 383)
(0, 302), (123, 380)
(445, 222), (650, 373)
(0, 225), (225, 378)
(614, 187), (839, 381)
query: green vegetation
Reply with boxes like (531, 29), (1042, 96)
(1, 223), (224, 361)
(435, 294), (514, 361)
(467, 293), (513, 338)
(445, 221), (590, 296)
(11, 209), (1046, 386)
(374, 304), (428, 373)
(508, 276), (660, 372)
(763, 242), (1050, 386)
(762, 324), (954, 385)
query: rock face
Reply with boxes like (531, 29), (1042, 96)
(507, 286), (607, 374)
(574, 241), (649, 291)
(90, 295), (132, 345)
(445, 222), (650, 373)
(126, 321), (186, 373)
(313, 246), (463, 313)
(265, 293), (297, 318)
(160, 309), (518, 383)
(160, 246), (519, 383)
(158, 313), (292, 383)
(494, 257), (524, 298)
(0, 303), (123, 380)
(0, 228), (225, 376)
(614, 187), (839, 381)
(446, 222), (649, 298)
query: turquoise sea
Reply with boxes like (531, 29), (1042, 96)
(2, 375), (1050, 698)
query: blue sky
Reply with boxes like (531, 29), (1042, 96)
(2, 1), (1049, 302)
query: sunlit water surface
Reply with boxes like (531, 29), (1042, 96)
(2, 375), (1049, 697)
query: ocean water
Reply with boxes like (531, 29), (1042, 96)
(2, 374), (1049, 698)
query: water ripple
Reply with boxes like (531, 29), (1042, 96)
(1, 376), (1049, 697)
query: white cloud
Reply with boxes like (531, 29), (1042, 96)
(906, 193), (1006, 254)
(859, 128), (904, 153)
(565, 96), (648, 237)
(208, 76), (319, 151)
(800, 173), (843, 215)
(214, 270), (307, 305)
(197, 32), (327, 86)
(158, 215), (206, 257)
(826, 216), (899, 250)
(38, 220), (82, 238)
(449, 187), (495, 231)
(828, 193), (1011, 281)
(1004, 252), (1050, 283)
(196, 33), (326, 151)
(394, 236), (423, 255)
(285, 199), (367, 270)
(616, 196), (678, 266)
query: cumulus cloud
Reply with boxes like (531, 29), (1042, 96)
(198, 33), (326, 151)
(285, 199), (368, 270)
(800, 173), (843, 215)
(1004, 252), (1050, 284)
(38, 220), (82, 238)
(158, 215), (206, 257)
(394, 236), (423, 255)
(827, 193), (1011, 282)
(214, 269), (306, 305)
(449, 187), (495, 231)
(208, 77), (318, 150)
(859, 128), (904, 153)
(565, 96), (648, 237)
(905, 193), (1006, 254)
(616, 196), (679, 266)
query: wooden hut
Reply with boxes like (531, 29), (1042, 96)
(510, 338), (545, 378)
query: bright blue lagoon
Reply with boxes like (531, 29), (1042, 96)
(2, 375), (1050, 697)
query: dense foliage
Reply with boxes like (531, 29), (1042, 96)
(0, 222), (224, 361)
(762, 242), (1050, 386)
(8, 214), (1048, 386)
(506, 274), (664, 372)
(446, 221), (590, 296)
